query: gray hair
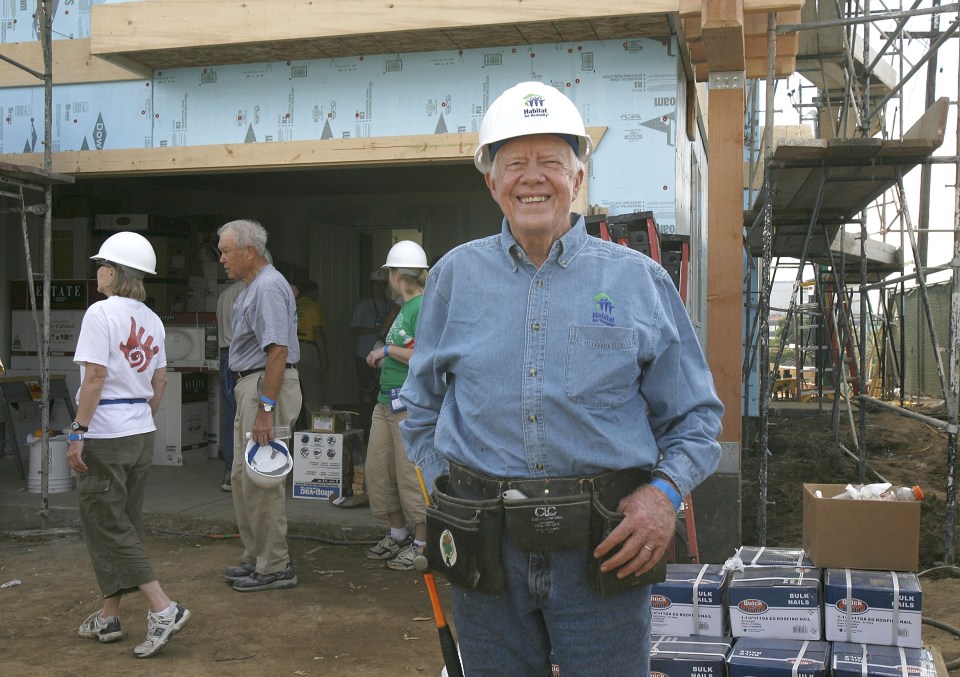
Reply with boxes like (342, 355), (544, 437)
(218, 219), (268, 257)
(102, 263), (146, 302)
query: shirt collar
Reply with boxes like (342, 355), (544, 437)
(499, 213), (587, 271)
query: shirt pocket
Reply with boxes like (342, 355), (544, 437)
(565, 325), (641, 408)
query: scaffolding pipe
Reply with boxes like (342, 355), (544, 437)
(946, 39), (960, 563)
(777, 3), (959, 33)
(757, 11), (778, 547)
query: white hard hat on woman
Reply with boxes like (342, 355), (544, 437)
(383, 240), (428, 269)
(473, 80), (593, 173)
(90, 231), (157, 277)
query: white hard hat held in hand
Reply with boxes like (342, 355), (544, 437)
(473, 80), (593, 173)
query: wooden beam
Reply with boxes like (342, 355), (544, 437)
(694, 55), (796, 81)
(701, 0), (745, 72)
(91, 0), (676, 54)
(679, 0), (802, 17)
(707, 84), (746, 443)
(0, 39), (149, 88)
(3, 127), (607, 177)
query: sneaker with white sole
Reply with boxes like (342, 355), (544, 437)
(387, 543), (425, 571)
(78, 610), (123, 643)
(133, 602), (190, 658)
(232, 563), (298, 592)
(365, 533), (412, 560)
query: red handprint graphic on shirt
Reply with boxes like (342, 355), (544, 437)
(119, 317), (160, 373)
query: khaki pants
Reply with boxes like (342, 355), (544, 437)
(231, 368), (302, 574)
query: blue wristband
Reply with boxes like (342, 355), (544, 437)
(383, 345), (389, 357)
(650, 477), (683, 512)
(259, 394), (277, 407)
(68, 433), (85, 442)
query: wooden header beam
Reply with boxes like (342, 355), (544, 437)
(1, 127), (606, 178)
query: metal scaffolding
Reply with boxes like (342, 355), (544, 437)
(745, 1), (960, 562)
(0, 1), (74, 528)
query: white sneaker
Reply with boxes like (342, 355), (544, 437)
(134, 602), (191, 658)
(77, 610), (123, 643)
(365, 533), (412, 560)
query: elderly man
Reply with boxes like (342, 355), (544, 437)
(400, 81), (724, 675)
(218, 219), (301, 592)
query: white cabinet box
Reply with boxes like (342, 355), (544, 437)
(152, 371), (209, 466)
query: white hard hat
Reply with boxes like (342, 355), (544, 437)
(243, 438), (294, 489)
(369, 268), (388, 282)
(90, 231), (157, 276)
(383, 240), (428, 269)
(474, 81), (593, 173)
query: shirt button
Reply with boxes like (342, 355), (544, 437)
(535, 463), (544, 470)
(537, 280), (543, 288)
(532, 322), (540, 331)
(529, 368), (537, 377)
(528, 414), (537, 423)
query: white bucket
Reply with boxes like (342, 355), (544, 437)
(27, 436), (75, 493)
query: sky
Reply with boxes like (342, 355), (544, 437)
(764, 5), (959, 310)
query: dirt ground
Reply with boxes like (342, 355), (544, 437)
(3, 405), (960, 675)
(742, 405), (960, 672)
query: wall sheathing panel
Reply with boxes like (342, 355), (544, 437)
(4, 37), (687, 232)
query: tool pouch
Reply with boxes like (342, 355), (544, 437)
(425, 475), (505, 595)
(503, 494), (592, 552)
(588, 492), (666, 597)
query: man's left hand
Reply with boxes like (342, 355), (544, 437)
(593, 484), (678, 579)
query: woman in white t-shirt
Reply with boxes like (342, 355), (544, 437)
(65, 231), (191, 659)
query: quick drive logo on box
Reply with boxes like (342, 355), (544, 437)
(824, 569), (923, 648)
(728, 566), (822, 640)
(651, 564), (729, 636)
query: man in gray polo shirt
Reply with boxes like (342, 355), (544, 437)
(217, 219), (302, 592)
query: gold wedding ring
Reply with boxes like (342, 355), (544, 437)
(642, 544), (654, 553)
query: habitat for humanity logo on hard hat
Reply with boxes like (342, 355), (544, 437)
(592, 293), (615, 326)
(522, 91), (549, 118)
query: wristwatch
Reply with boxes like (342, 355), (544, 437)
(258, 402), (274, 413)
(70, 421), (89, 433)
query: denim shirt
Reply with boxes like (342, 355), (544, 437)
(400, 215), (724, 495)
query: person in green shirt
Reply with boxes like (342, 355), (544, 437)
(363, 241), (429, 571)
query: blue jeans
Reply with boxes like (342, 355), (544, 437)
(219, 348), (237, 472)
(451, 534), (652, 677)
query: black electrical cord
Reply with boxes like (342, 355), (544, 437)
(149, 526), (378, 547)
(918, 566), (960, 670)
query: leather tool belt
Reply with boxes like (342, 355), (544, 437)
(425, 462), (666, 597)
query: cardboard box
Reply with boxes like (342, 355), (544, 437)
(11, 310), (86, 356)
(802, 483), (920, 572)
(651, 564), (729, 637)
(308, 408), (351, 433)
(832, 642), (937, 677)
(824, 569), (923, 648)
(152, 371), (209, 466)
(291, 430), (364, 499)
(727, 638), (830, 677)
(728, 566), (822, 640)
(650, 635), (733, 677)
(735, 546), (813, 568)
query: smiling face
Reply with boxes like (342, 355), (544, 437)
(485, 134), (584, 248)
